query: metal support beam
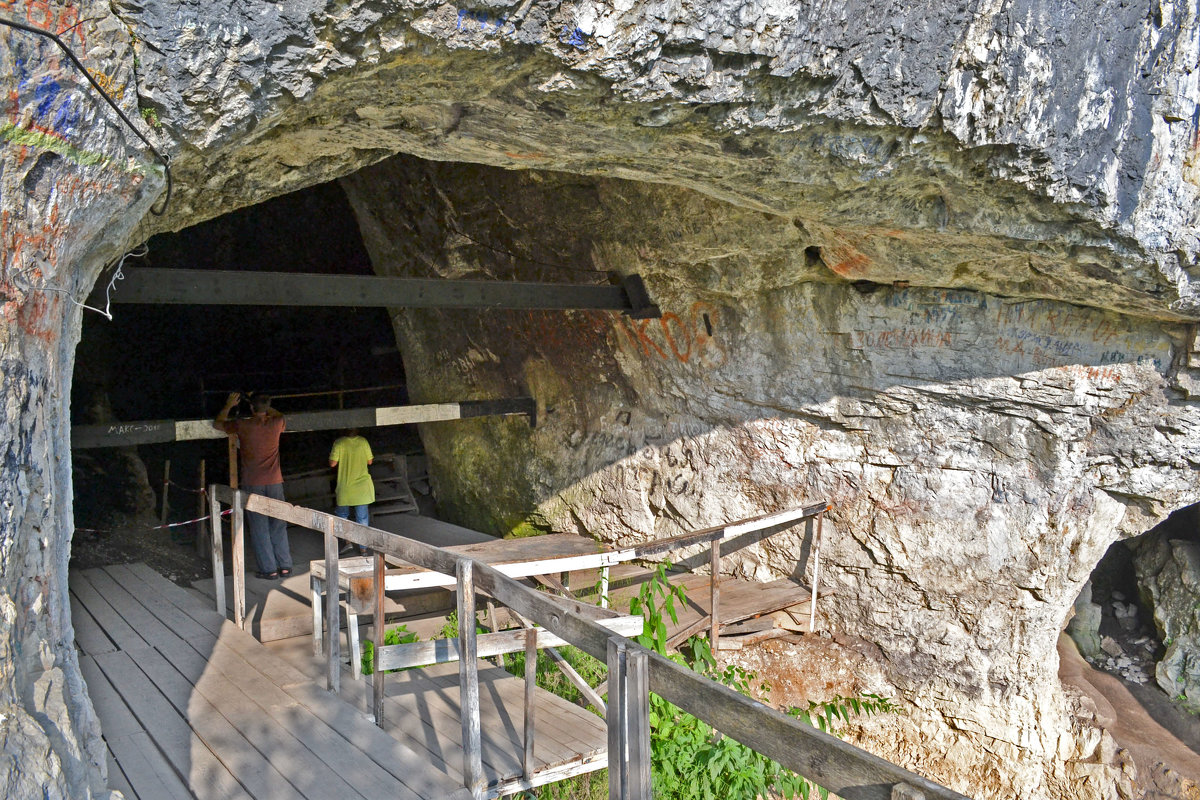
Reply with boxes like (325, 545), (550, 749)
(107, 268), (661, 317)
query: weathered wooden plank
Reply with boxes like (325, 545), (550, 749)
(465, 559), (973, 800)
(103, 563), (213, 643)
(105, 748), (136, 799)
(369, 666), (533, 780)
(83, 567), (178, 644)
(130, 643), (327, 800)
(121, 563), (316, 687)
(111, 580), (427, 800)
(88, 567), (380, 798)
(69, 592), (116, 656)
(375, 616), (642, 671)
(79, 655), (192, 800)
(458, 560), (485, 800)
(73, 398), (535, 449)
(414, 662), (606, 760)
(146, 642), (371, 800)
(93, 649), (252, 800)
(68, 572), (151, 652)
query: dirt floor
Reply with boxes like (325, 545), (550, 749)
(71, 510), (213, 588)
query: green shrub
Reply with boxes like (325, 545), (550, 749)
(360, 624), (419, 675)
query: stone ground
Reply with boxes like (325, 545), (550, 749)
(1083, 592), (1200, 758)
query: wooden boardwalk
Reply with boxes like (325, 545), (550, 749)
(71, 563), (607, 799)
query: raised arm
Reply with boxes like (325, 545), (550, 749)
(213, 392), (240, 431)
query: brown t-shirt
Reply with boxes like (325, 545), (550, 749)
(217, 415), (285, 485)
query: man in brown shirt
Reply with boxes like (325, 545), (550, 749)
(213, 392), (293, 578)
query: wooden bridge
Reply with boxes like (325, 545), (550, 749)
(76, 487), (974, 800)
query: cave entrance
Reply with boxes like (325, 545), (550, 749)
(69, 179), (419, 581)
(1067, 503), (1200, 694)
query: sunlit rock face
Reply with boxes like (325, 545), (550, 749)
(2, 0), (1199, 798)
(344, 156), (1200, 799)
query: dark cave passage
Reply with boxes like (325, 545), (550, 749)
(70, 178), (421, 538)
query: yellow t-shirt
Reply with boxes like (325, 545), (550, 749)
(330, 436), (375, 507)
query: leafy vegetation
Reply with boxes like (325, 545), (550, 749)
(359, 623), (419, 675)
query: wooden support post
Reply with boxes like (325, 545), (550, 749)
(208, 483), (225, 617)
(231, 490), (246, 630)
(608, 637), (651, 799)
(324, 517), (341, 694)
(523, 627), (537, 779)
(159, 459), (171, 529)
(311, 573), (323, 657)
(457, 559), (484, 800)
(600, 565), (610, 609)
(810, 512), (824, 634)
(710, 539), (721, 652)
(373, 550), (386, 727)
(195, 460), (207, 557)
(227, 434), (239, 489)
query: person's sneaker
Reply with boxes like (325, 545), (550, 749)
(338, 542), (355, 555)
(358, 546), (370, 557)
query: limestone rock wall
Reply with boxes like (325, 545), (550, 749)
(1, 3), (163, 797)
(342, 158), (1200, 798)
(2, 0), (1200, 798)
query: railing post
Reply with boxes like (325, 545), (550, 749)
(373, 550), (386, 727)
(810, 511), (824, 634)
(231, 489), (246, 630)
(523, 627), (537, 778)
(608, 637), (650, 799)
(209, 484), (225, 617)
(600, 565), (610, 609)
(457, 559), (484, 800)
(324, 515), (341, 693)
(709, 539), (721, 651)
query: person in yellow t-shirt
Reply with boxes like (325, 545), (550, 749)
(329, 429), (375, 556)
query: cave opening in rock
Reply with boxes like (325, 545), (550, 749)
(1068, 503), (1200, 702)
(69, 178), (419, 577)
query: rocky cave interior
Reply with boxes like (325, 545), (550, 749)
(69, 175), (418, 580)
(65, 151), (1200, 779)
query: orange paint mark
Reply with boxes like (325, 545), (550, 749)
(830, 253), (870, 277)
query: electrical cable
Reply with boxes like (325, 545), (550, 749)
(0, 15), (172, 215)
(32, 244), (145, 320)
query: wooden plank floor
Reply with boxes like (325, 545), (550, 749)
(72, 563), (607, 799)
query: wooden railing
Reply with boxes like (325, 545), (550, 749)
(209, 486), (972, 800)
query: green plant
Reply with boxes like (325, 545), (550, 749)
(501, 643), (607, 712)
(630, 563), (897, 800)
(360, 623), (419, 675)
(140, 106), (160, 130)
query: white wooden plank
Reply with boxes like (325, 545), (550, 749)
(376, 616), (642, 671)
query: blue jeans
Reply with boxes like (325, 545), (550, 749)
(244, 483), (292, 574)
(335, 505), (370, 553)
(335, 504), (370, 526)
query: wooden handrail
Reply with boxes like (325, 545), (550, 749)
(210, 486), (970, 800)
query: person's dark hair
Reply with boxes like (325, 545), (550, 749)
(346, 428), (359, 437)
(250, 394), (272, 414)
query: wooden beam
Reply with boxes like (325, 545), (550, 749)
(71, 397), (535, 449)
(375, 615), (642, 671)
(109, 268), (662, 317)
